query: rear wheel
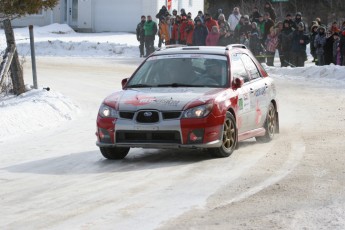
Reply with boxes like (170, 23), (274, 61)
(209, 112), (237, 158)
(256, 103), (276, 143)
(100, 147), (130, 160)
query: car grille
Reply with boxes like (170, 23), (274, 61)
(116, 131), (181, 144)
(162, 111), (181, 119)
(119, 111), (181, 121)
(136, 111), (159, 123)
(119, 111), (135, 119)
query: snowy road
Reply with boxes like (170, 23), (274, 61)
(1, 57), (344, 229)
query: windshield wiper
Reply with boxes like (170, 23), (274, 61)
(127, 84), (153, 88)
(157, 83), (201, 87)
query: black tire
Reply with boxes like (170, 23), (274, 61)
(100, 147), (130, 160)
(256, 102), (276, 143)
(208, 112), (237, 158)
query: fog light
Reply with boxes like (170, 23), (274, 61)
(99, 128), (112, 143)
(187, 129), (204, 144)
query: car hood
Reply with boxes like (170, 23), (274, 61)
(104, 88), (225, 111)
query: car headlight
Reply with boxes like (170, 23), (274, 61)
(99, 104), (118, 118)
(182, 104), (213, 118)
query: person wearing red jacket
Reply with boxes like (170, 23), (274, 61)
(179, 16), (188, 44)
(204, 13), (219, 32)
(185, 17), (195, 46)
(171, 15), (181, 44)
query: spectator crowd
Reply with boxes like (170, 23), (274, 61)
(136, 2), (345, 67)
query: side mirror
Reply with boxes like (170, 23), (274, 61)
(121, 78), (128, 89)
(232, 77), (244, 89)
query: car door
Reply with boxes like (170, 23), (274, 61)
(240, 54), (271, 130)
(230, 53), (252, 133)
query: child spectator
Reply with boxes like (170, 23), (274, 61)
(206, 26), (220, 46)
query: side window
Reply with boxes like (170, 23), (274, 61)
(231, 53), (250, 83)
(241, 54), (261, 80)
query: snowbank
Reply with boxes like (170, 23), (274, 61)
(0, 89), (79, 141)
(267, 64), (345, 87)
(0, 23), (139, 57)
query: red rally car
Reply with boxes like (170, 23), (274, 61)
(96, 45), (279, 159)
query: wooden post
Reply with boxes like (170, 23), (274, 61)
(3, 19), (25, 95)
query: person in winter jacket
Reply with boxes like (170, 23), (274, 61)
(338, 27), (345, 65)
(194, 10), (204, 24)
(158, 17), (170, 46)
(156, 5), (168, 20)
(206, 26), (220, 46)
(279, 20), (294, 66)
(330, 21), (340, 34)
(171, 15), (181, 44)
(180, 8), (187, 17)
(233, 16), (245, 43)
(239, 15), (252, 39)
(314, 26), (327, 66)
(136, 15), (146, 57)
(263, 12), (275, 42)
(265, 28), (279, 66)
(257, 14), (265, 42)
(217, 14), (231, 46)
(249, 22), (263, 61)
(290, 22), (310, 67)
(250, 6), (261, 24)
(294, 12), (303, 30)
(285, 13), (296, 29)
(144, 15), (157, 56)
(185, 16), (195, 46)
(179, 16), (188, 44)
(228, 7), (241, 32)
(264, 1), (276, 22)
(310, 25), (319, 63)
(193, 17), (208, 46)
(324, 31), (335, 65)
(204, 13), (219, 32)
(333, 32), (341, 65)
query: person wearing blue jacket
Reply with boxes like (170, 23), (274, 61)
(314, 25), (327, 66)
(290, 22), (310, 67)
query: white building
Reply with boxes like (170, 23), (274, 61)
(12, 0), (204, 32)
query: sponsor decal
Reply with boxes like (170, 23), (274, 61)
(239, 93), (250, 112)
(255, 87), (266, 97)
(125, 95), (180, 107)
(125, 95), (156, 106)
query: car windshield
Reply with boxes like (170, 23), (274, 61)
(126, 54), (228, 88)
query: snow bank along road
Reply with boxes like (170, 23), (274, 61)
(1, 57), (344, 229)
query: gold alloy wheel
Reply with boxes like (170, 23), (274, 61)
(267, 104), (276, 136)
(223, 118), (236, 149)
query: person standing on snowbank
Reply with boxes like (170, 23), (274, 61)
(291, 22), (310, 67)
(144, 15), (157, 57)
(136, 15), (146, 57)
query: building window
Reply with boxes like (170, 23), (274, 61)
(189, 0), (192, 7)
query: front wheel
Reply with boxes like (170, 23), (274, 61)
(100, 147), (130, 160)
(256, 102), (276, 143)
(208, 112), (237, 158)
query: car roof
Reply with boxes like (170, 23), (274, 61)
(152, 44), (249, 56)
